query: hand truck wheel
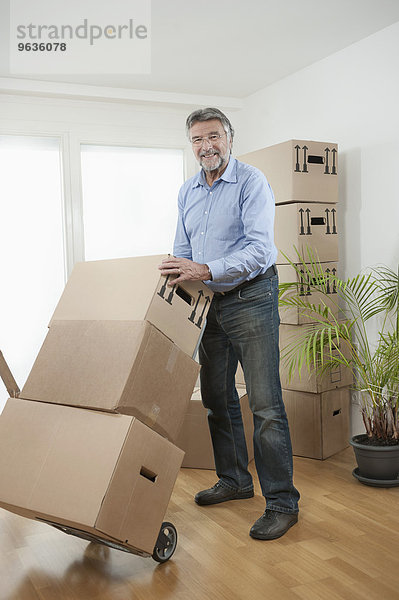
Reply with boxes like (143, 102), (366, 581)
(152, 521), (177, 563)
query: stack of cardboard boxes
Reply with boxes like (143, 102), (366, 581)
(239, 140), (352, 459)
(0, 254), (213, 556)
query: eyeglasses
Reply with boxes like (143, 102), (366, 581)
(190, 132), (227, 146)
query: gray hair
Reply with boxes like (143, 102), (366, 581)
(185, 107), (235, 142)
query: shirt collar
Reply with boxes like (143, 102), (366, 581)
(191, 155), (237, 189)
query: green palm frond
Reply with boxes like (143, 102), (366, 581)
(372, 265), (399, 313)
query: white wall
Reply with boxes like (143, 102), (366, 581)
(233, 22), (399, 435)
(234, 21), (399, 277)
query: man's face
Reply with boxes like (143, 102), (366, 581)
(189, 118), (232, 173)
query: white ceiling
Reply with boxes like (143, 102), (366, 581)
(1, 0), (399, 99)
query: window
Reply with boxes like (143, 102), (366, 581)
(0, 135), (65, 411)
(80, 145), (184, 261)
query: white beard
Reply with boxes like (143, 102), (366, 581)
(200, 151), (223, 172)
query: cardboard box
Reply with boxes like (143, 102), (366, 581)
(177, 386), (254, 469)
(50, 255), (213, 358)
(20, 320), (199, 442)
(283, 387), (350, 459)
(0, 351), (19, 397)
(0, 398), (184, 556)
(279, 324), (353, 393)
(235, 362), (245, 385)
(238, 139), (338, 205)
(275, 202), (339, 264)
(278, 262), (339, 325)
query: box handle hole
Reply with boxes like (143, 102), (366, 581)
(308, 155), (324, 164)
(175, 286), (193, 305)
(140, 467), (157, 483)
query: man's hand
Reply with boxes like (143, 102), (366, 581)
(159, 257), (211, 286)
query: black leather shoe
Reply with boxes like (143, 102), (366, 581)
(249, 509), (298, 540)
(195, 481), (254, 506)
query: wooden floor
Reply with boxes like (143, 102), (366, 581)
(1, 448), (399, 600)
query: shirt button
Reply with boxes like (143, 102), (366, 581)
(201, 232), (204, 235)
(210, 191), (212, 195)
(199, 251), (202, 254)
(205, 211), (208, 214)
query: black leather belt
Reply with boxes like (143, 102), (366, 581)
(215, 264), (278, 296)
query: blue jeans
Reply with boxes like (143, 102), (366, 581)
(199, 275), (300, 514)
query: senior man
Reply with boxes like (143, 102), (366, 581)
(159, 108), (300, 540)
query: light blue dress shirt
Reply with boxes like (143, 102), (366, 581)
(173, 155), (277, 293)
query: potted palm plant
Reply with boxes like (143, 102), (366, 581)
(279, 251), (399, 486)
